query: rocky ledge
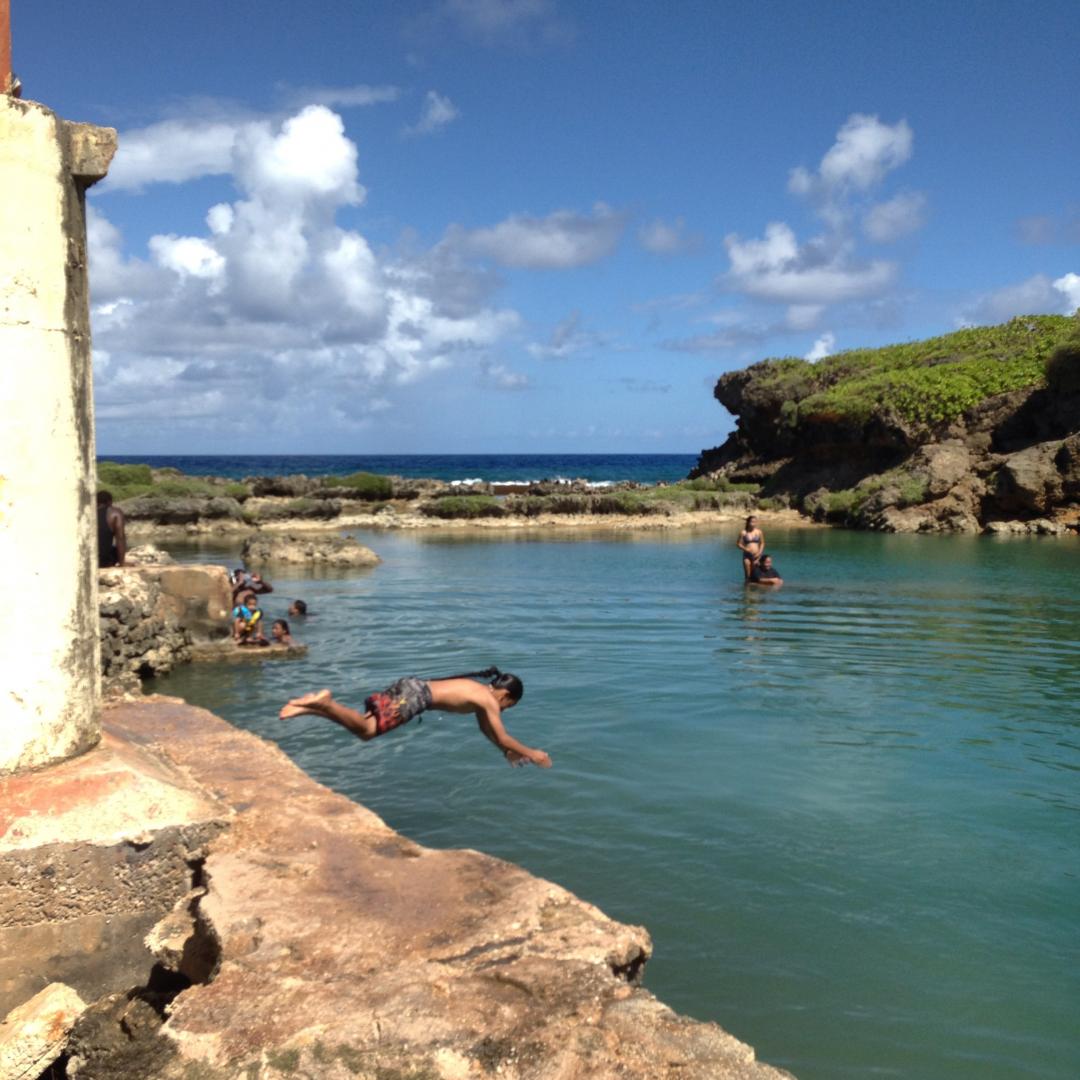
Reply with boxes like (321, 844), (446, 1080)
(241, 531), (381, 567)
(37, 699), (791, 1080)
(692, 315), (1080, 533)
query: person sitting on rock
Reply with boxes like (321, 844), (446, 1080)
(271, 619), (294, 646)
(97, 490), (127, 568)
(748, 554), (783, 587)
(232, 593), (268, 645)
(288, 599), (308, 616)
(279, 667), (552, 768)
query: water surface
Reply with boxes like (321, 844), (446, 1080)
(154, 527), (1080, 1080)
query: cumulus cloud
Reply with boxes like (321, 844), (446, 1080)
(789, 114), (913, 197)
(723, 222), (896, 304)
(959, 272), (1080, 324)
(479, 359), (529, 389)
(862, 192), (927, 243)
(638, 217), (701, 255)
(805, 332), (836, 361)
(456, 203), (624, 269)
(88, 105), (521, 437)
(404, 90), (460, 136)
(716, 114), (923, 320)
(102, 119), (242, 191)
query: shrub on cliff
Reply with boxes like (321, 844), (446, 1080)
(742, 315), (1076, 431)
(420, 496), (505, 519)
(319, 472), (394, 500)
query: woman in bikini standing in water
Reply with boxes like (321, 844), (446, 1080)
(736, 514), (765, 581)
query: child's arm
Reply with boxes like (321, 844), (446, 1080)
(475, 707), (552, 768)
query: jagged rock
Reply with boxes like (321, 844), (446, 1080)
(995, 441), (1065, 514)
(0, 982), (86, 1080)
(248, 474), (318, 497)
(242, 497), (341, 522)
(119, 495), (243, 525)
(125, 544), (175, 566)
(92, 700), (790, 1080)
(916, 441), (973, 498)
(242, 531), (381, 567)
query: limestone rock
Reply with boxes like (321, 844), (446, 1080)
(0, 982), (86, 1080)
(249, 474), (318, 498)
(119, 495), (243, 525)
(995, 441), (1065, 514)
(242, 531), (381, 567)
(89, 699), (791, 1080)
(125, 544), (175, 566)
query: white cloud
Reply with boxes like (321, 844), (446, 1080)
(283, 84), (400, 109)
(805, 332), (836, 362)
(458, 203), (624, 269)
(862, 192), (927, 243)
(723, 224), (896, 304)
(790, 114), (913, 196)
(959, 272), (1080, 325)
(1053, 272), (1080, 311)
(479, 360), (529, 389)
(439, 0), (571, 43)
(101, 119), (241, 191)
(404, 90), (460, 136)
(88, 105), (522, 436)
(527, 309), (605, 359)
(639, 217), (700, 255)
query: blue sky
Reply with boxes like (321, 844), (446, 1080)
(16, 0), (1080, 455)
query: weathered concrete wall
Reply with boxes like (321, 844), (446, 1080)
(0, 96), (116, 774)
(0, 726), (228, 1018)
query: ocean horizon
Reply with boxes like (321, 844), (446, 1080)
(97, 453), (701, 486)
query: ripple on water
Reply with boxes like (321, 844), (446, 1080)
(155, 528), (1080, 1080)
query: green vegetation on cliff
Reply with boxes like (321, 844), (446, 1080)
(97, 461), (250, 501)
(757, 314), (1077, 427)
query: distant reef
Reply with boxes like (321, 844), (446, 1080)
(691, 314), (1080, 534)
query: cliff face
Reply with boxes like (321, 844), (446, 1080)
(692, 315), (1080, 532)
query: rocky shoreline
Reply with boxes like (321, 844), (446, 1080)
(691, 315), (1080, 535)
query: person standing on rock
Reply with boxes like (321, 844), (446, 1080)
(736, 514), (765, 581)
(97, 490), (127, 568)
(280, 667), (552, 768)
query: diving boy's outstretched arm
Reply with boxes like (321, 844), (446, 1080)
(476, 705), (551, 768)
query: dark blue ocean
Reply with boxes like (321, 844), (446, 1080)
(99, 453), (698, 485)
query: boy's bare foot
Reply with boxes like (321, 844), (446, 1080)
(279, 689), (332, 720)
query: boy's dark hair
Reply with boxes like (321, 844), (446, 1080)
(97, 490), (113, 506)
(292, 599), (307, 614)
(274, 619), (290, 633)
(436, 665), (523, 703)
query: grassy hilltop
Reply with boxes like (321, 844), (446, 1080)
(694, 314), (1080, 531)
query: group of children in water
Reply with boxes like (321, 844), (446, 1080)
(230, 569), (306, 648)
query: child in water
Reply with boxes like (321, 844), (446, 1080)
(271, 619), (294, 646)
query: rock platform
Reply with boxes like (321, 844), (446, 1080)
(17, 698), (790, 1079)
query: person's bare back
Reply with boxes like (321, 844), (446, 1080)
(279, 668), (551, 768)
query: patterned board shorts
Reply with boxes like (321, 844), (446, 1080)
(365, 677), (433, 736)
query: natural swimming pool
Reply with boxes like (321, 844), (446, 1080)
(154, 525), (1080, 1080)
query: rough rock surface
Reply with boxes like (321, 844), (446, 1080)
(85, 699), (793, 1080)
(0, 982), (86, 1080)
(124, 544), (175, 566)
(99, 565), (234, 695)
(692, 325), (1080, 533)
(242, 531), (381, 567)
(99, 570), (192, 696)
(187, 641), (309, 663)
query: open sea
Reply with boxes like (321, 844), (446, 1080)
(143, 468), (1079, 1080)
(99, 452), (699, 486)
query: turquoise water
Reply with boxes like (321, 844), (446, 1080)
(153, 527), (1080, 1079)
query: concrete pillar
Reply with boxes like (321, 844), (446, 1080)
(0, 97), (116, 774)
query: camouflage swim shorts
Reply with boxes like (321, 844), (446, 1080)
(365, 677), (433, 736)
